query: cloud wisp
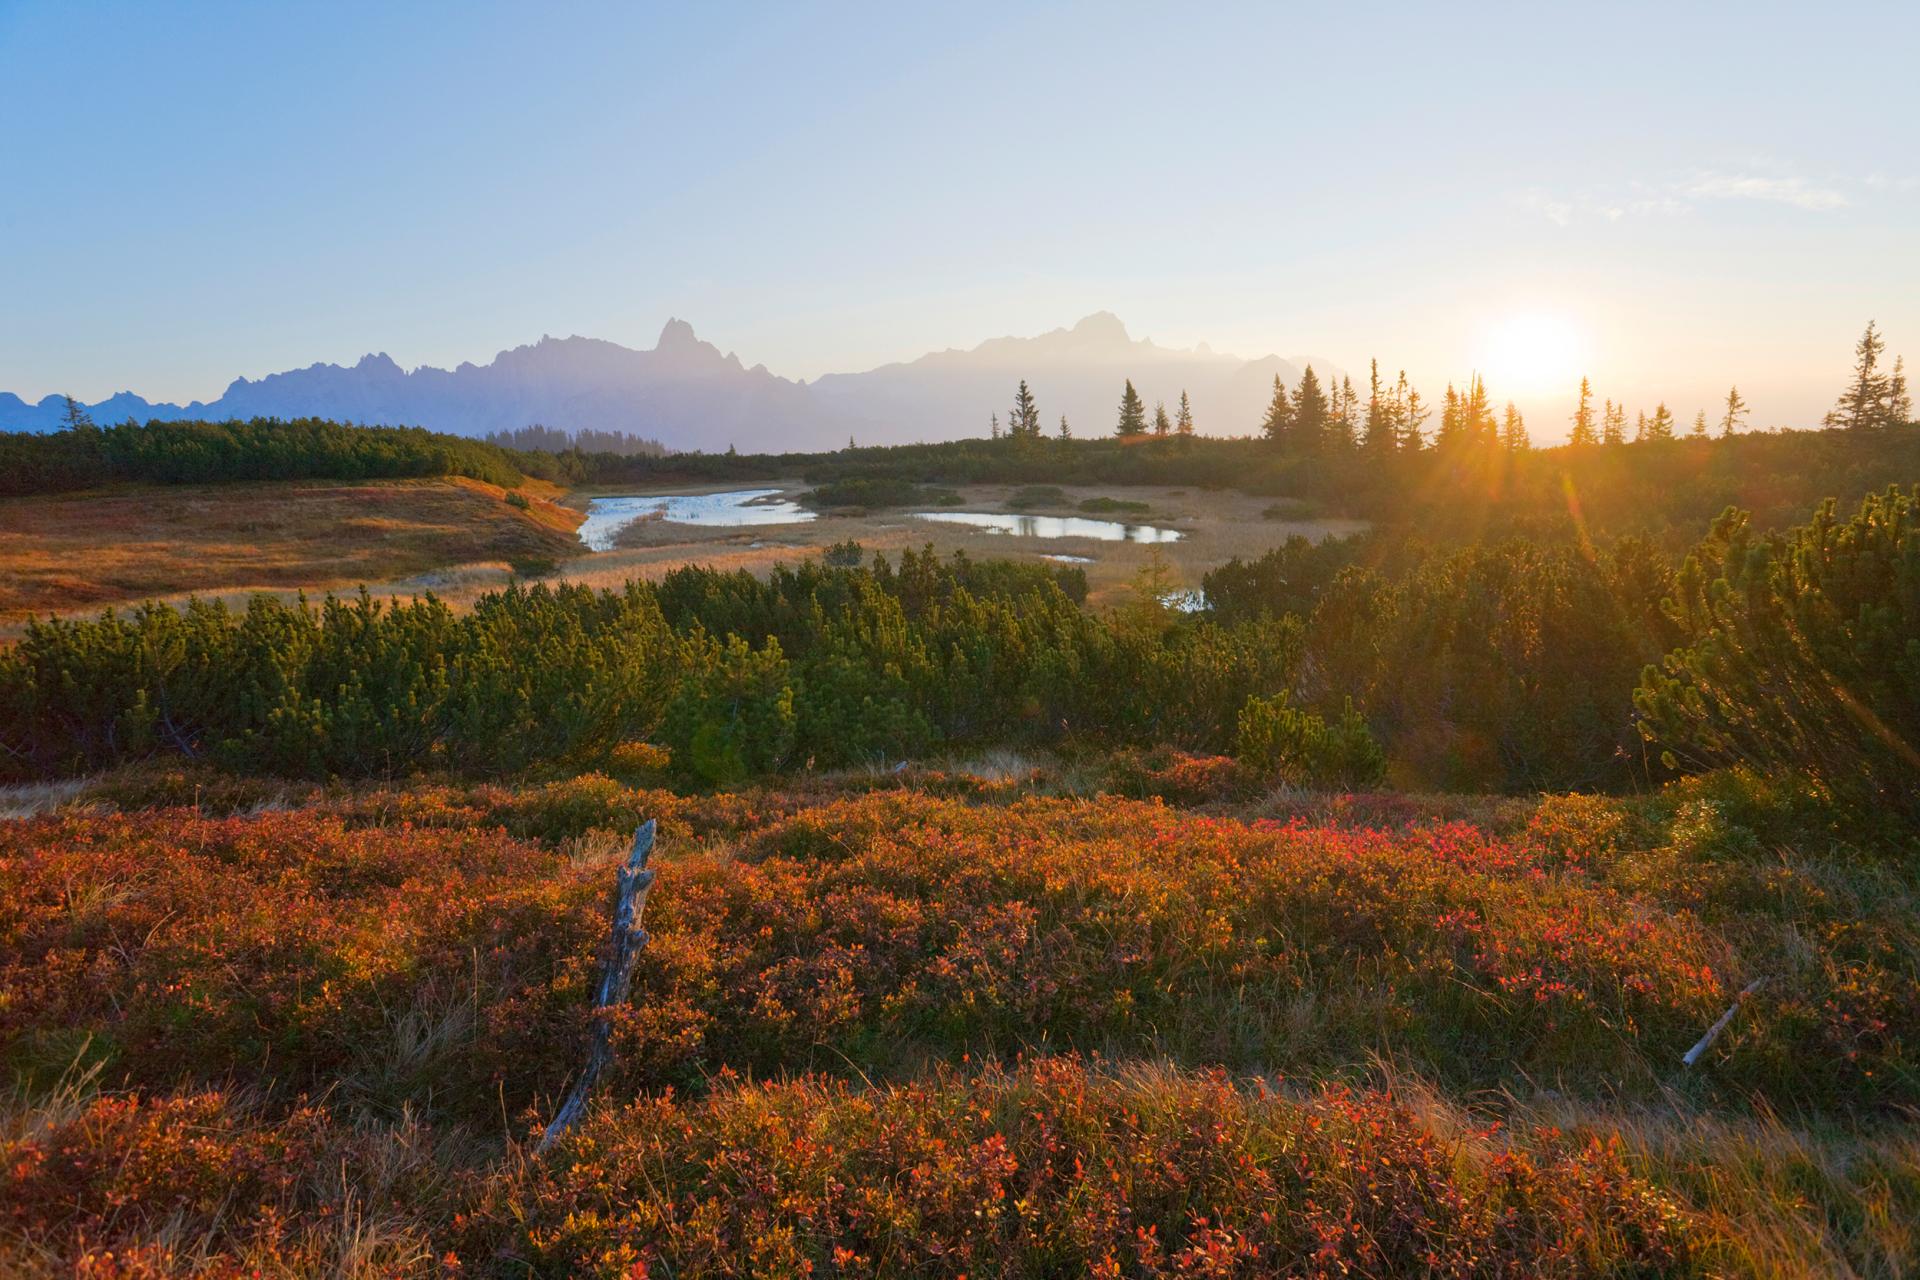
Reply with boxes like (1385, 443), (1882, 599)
(1523, 169), (1858, 224)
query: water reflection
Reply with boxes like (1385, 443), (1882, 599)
(910, 511), (1182, 542)
(579, 488), (814, 551)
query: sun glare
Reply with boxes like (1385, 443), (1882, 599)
(1478, 311), (1588, 396)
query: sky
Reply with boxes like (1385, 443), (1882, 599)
(3, 0), (1917, 440)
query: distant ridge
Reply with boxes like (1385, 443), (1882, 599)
(1, 315), (1338, 450)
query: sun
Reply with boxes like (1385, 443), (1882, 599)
(1477, 311), (1588, 397)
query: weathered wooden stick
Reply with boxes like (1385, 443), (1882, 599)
(538, 819), (656, 1153)
(1682, 976), (1766, 1068)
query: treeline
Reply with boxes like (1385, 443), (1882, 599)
(0, 413), (532, 495)
(483, 423), (668, 456)
(0, 550), (1303, 784)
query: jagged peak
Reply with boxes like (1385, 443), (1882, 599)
(658, 317), (699, 349)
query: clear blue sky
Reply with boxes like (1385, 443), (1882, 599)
(3, 0), (1916, 437)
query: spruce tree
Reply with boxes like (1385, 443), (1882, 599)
(1293, 366), (1329, 452)
(59, 395), (96, 433)
(1436, 384), (1465, 450)
(1174, 390), (1194, 437)
(1465, 375), (1496, 446)
(1010, 380), (1040, 439)
(1330, 375), (1359, 449)
(1058, 414), (1072, 441)
(1259, 375), (1293, 445)
(1883, 356), (1912, 426)
(1361, 361), (1394, 451)
(1502, 402), (1530, 450)
(1153, 401), (1171, 437)
(990, 413), (1001, 440)
(1602, 399), (1626, 445)
(1827, 320), (1889, 430)
(1569, 377), (1598, 446)
(1689, 409), (1709, 439)
(1719, 386), (1748, 437)
(1116, 380), (1147, 437)
(1400, 382), (1429, 450)
(1647, 403), (1676, 440)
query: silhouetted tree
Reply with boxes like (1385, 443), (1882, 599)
(1362, 360), (1394, 451)
(1174, 390), (1194, 438)
(1719, 386), (1748, 437)
(1884, 356), (1912, 426)
(1116, 380), (1147, 437)
(1646, 403), (1676, 441)
(1153, 401), (1171, 437)
(1569, 378), (1598, 447)
(1259, 375), (1293, 445)
(1293, 366), (1329, 452)
(1602, 399), (1626, 446)
(1827, 321), (1890, 430)
(59, 395), (97, 434)
(1501, 402), (1530, 451)
(1010, 381), (1040, 439)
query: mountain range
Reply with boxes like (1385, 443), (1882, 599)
(0, 314), (1337, 452)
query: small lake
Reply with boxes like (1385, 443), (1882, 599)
(910, 511), (1183, 543)
(578, 488), (815, 551)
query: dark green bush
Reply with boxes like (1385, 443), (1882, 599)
(1636, 486), (1920, 817)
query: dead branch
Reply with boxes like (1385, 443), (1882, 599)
(1681, 976), (1766, 1068)
(537, 819), (656, 1153)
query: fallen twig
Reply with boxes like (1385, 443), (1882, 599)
(1682, 977), (1766, 1068)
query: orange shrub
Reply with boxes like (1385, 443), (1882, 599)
(1, 794), (1756, 1113)
(472, 1058), (1700, 1278)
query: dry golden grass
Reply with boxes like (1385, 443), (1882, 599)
(3, 477), (1361, 635)
(0, 477), (581, 631)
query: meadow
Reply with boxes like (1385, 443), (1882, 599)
(1, 765), (1915, 1275)
(3, 416), (1920, 1276)
(0, 477), (579, 631)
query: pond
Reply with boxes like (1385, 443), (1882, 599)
(909, 511), (1183, 543)
(577, 488), (815, 551)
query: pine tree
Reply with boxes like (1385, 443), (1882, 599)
(1116, 380), (1147, 437)
(1827, 321), (1889, 430)
(1010, 380), (1040, 439)
(1882, 356), (1912, 427)
(1502, 402), (1530, 451)
(1058, 414), (1072, 441)
(1689, 409), (1709, 439)
(1719, 386), (1748, 437)
(1153, 401), (1171, 437)
(1293, 366), (1329, 452)
(990, 413), (1001, 441)
(1174, 390), (1194, 437)
(1465, 375), (1496, 446)
(1326, 375), (1358, 450)
(1569, 377), (1598, 447)
(1400, 382), (1430, 451)
(1259, 375), (1292, 445)
(59, 395), (96, 433)
(1649, 403), (1676, 440)
(1634, 410), (1648, 442)
(1436, 384), (1466, 450)
(1602, 399), (1626, 446)
(1362, 360), (1394, 451)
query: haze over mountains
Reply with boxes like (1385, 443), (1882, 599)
(0, 314), (1334, 452)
